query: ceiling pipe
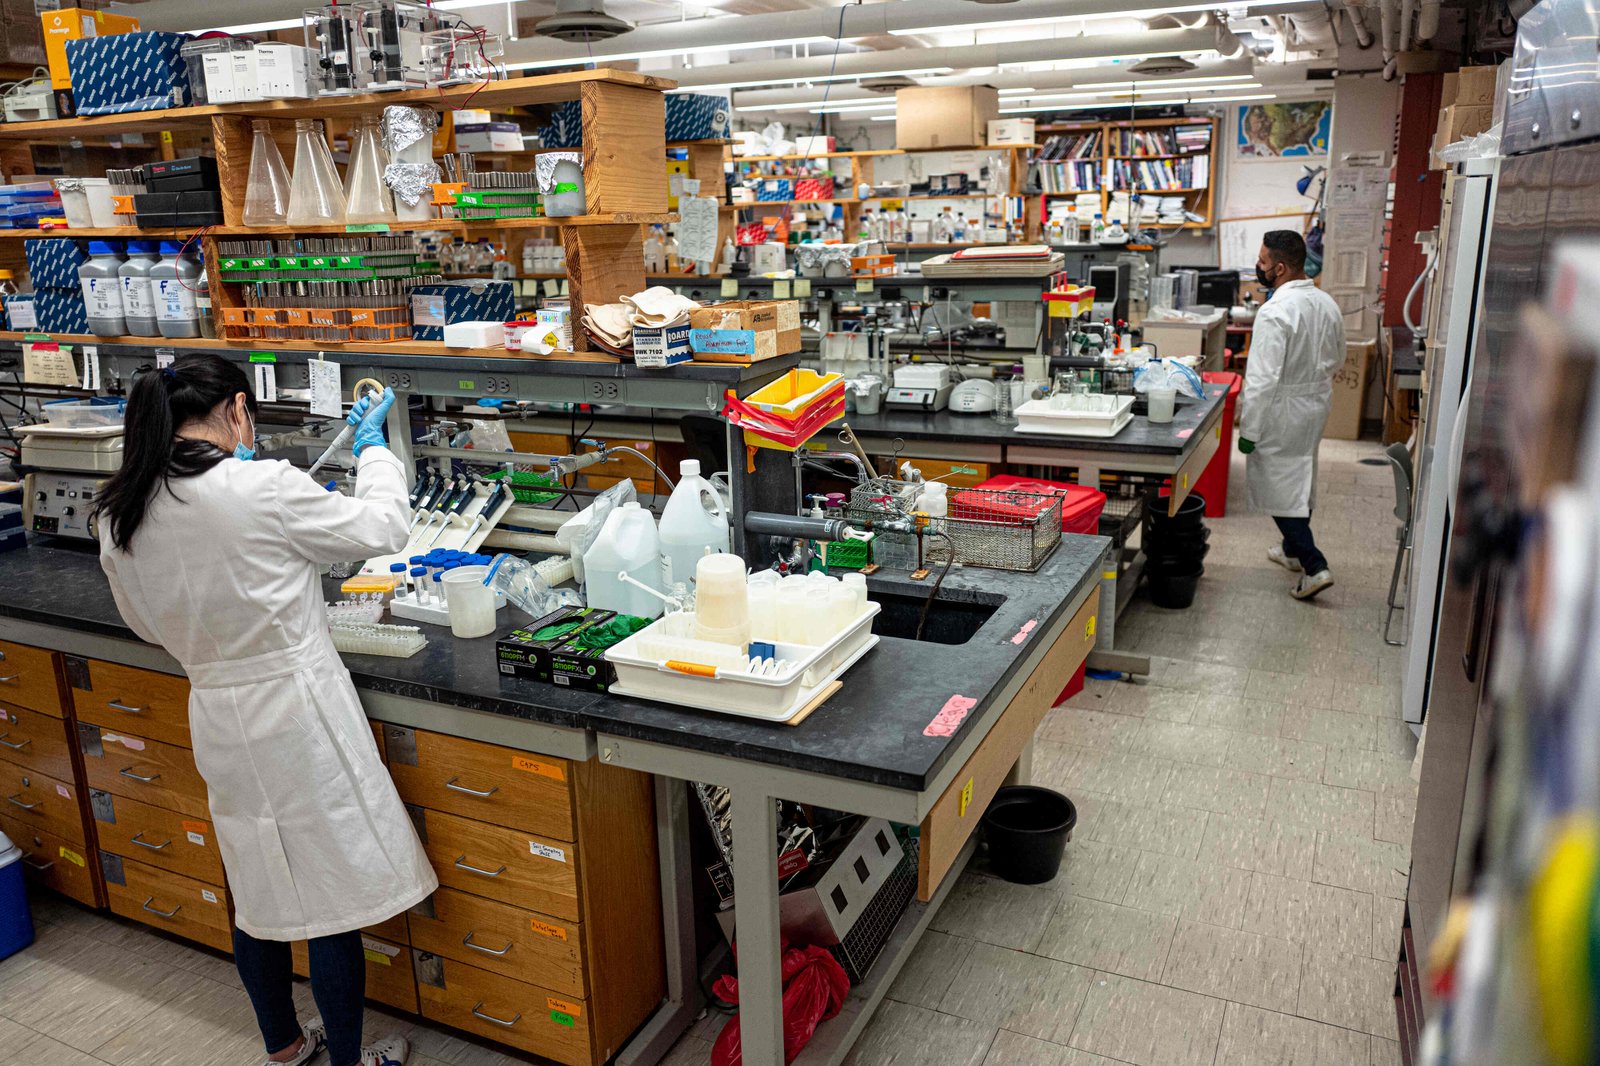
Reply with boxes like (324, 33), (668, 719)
(1340, 0), (1376, 49)
(1415, 0), (1440, 41)
(1398, 0), (1415, 52)
(1281, 8), (1338, 52)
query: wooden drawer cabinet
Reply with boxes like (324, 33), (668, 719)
(72, 661), (192, 749)
(409, 806), (580, 923)
(408, 886), (586, 997)
(100, 853), (233, 953)
(414, 951), (595, 1066)
(877, 456), (993, 489)
(506, 431), (573, 458)
(0, 762), (85, 844)
(384, 726), (575, 842)
(364, 911), (409, 945)
(0, 641), (64, 716)
(0, 811), (99, 907)
(0, 703), (75, 781)
(89, 790), (224, 885)
(78, 725), (209, 819)
(293, 935), (417, 1014)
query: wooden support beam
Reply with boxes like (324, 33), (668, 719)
(581, 81), (668, 216)
(563, 223), (644, 351)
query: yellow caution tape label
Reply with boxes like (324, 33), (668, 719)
(364, 949), (392, 966)
(58, 846), (85, 867)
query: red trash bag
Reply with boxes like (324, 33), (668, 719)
(711, 941), (851, 1065)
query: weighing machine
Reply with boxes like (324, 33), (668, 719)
(17, 423), (122, 540)
(885, 364), (955, 411)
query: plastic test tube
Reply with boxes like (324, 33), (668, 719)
(432, 572), (445, 605)
(409, 566), (427, 601)
(389, 563), (407, 597)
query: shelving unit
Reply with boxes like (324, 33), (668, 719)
(1031, 115), (1217, 233)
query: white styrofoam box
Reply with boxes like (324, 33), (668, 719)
(229, 48), (261, 102)
(454, 122), (522, 152)
(452, 108), (491, 128)
(254, 44), (313, 100)
(988, 117), (1035, 145)
(201, 51), (236, 103)
(442, 320), (506, 349)
(1014, 393), (1135, 437)
(795, 135), (836, 157)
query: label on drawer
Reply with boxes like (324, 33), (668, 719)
(59, 846), (84, 868)
(363, 949), (392, 966)
(55, 784), (70, 799)
(187, 831), (206, 846)
(547, 997), (581, 1018)
(100, 852), (125, 884)
(183, 821), (207, 846)
(529, 918), (568, 941)
(510, 755), (566, 782)
(361, 936), (401, 958)
(528, 841), (567, 863)
(201, 889), (219, 904)
(104, 733), (145, 752)
(550, 1011), (575, 1028)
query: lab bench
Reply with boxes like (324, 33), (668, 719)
(0, 533), (1107, 1066)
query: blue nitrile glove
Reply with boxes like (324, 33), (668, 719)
(351, 387), (396, 457)
(1238, 437), (1255, 455)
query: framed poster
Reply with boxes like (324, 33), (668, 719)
(1236, 101), (1332, 160)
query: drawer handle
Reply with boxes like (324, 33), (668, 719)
(453, 856), (507, 878)
(141, 897), (182, 918)
(22, 857), (53, 872)
(0, 675), (18, 684)
(108, 700), (148, 714)
(470, 1003), (522, 1028)
(0, 733), (30, 750)
(131, 832), (172, 851)
(7, 793), (39, 810)
(444, 777), (499, 799)
(462, 931), (514, 957)
(119, 767), (162, 783)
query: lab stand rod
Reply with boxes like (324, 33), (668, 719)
(386, 391), (414, 473)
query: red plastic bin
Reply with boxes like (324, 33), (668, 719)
(1194, 372), (1242, 518)
(974, 475), (1107, 534)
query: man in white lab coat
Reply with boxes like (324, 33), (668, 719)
(1238, 230), (1346, 600)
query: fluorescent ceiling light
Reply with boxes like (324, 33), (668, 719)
(809, 100), (901, 114)
(1072, 73), (1255, 89)
(998, 87), (1038, 96)
(887, 0), (1318, 37)
(1012, 81), (1259, 103)
(1001, 49), (1217, 72)
(999, 90), (1280, 113)
(670, 67), (954, 94)
(506, 35), (829, 71)
(870, 115), (897, 122)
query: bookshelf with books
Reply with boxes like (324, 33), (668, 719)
(1029, 115), (1218, 235)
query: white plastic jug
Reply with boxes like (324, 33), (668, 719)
(582, 502), (666, 619)
(658, 460), (730, 589)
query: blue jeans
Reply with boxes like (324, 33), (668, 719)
(1274, 515), (1328, 575)
(233, 926), (366, 1066)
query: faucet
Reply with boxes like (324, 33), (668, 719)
(798, 450), (871, 486)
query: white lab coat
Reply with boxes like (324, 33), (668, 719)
(1240, 279), (1347, 517)
(99, 447), (438, 941)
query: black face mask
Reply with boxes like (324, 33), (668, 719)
(1255, 264), (1275, 289)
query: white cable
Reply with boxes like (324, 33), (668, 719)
(1402, 243), (1440, 340)
(606, 446), (678, 493)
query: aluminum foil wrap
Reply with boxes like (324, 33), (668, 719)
(53, 178), (84, 193)
(535, 151), (582, 193)
(383, 161), (441, 206)
(381, 105), (438, 154)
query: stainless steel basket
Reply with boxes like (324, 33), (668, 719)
(848, 479), (1062, 572)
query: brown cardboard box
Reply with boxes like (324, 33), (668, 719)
(1454, 66), (1499, 107)
(689, 299), (801, 363)
(1325, 341), (1373, 440)
(1431, 104), (1493, 168)
(895, 86), (999, 150)
(41, 7), (140, 90)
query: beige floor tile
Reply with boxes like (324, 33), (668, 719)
(1067, 973), (1225, 1066)
(1189, 696), (1283, 737)
(1161, 763), (1271, 819)
(1130, 720), (1234, 767)
(1278, 706), (1376, 749)
(1214, 1002), (1374, 1065)
(1083, 798), (1201, 859)
(1055, 748), (1175, 807)
(1121, 853), (1253, 929)
(888, 929), (975, 1011)
(981, 1029), (1126, 1066)
(1370, 716), (1419, 759)
(659, 1037), (717, 1066)
(1371, 896), (1405, 962)
(1266, 779), (1376, 838)
(1161, 920), (1303, 1015)
(1144, 659), (1250, 699)
(1242, 873), (1373, 956)
(842, 1000), (995, 1066)
(1035, 897), (1177, 982)
(1032, 740), (1084, 792)
(404, 1024), (522, 1066)
(1195, 813), (1316, 879)
(1324, 748), (1417, 793)
(1099, 685), (1199, 723)
(931, 872), (1060, 952)
(5, 1030), (106, 1066)
(1297, 950), (1397, 1035)
(1313, 834), (1409, 899)
(1372, 1035), (1404, 1065)
(1329, 680), (1399, 716)
(1224, 734), (1327, 782)
(1049, 838), (1141, 904)
(939, 942), (1095, 1045)
(1039, 707), (1145, 752)
(88, 976), (264, 1066)
(1244, 671), (1336, 709)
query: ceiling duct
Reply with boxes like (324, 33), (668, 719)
(1128, 55), (1199, 75)
(860, 75), (922, 92)
(533, 0), (634, 43)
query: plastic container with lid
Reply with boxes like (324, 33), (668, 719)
(79, 241), (127, 337)
(658, 459), (730, 589)
(119, 240), (162, 337)
(151, 241), (202, 339)
(582, 501), (665, 619)
(53, 177), (106, 228)
(918, 481), (949, 518)
(0, 830), (33, 962)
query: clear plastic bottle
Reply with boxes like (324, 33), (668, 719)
(242, 119), (291, 226)
(151, 241), (202, 339)
(343, 113), (396, 224)
(1091, 212), (1105, 242)
(859, 210), (875, 243)
(195, 252), (215, 338)
(79, 241), (127, 338)
(933, 206), (955, 242)
(895, 207), (910, 244)
(287, 118), (348, 226)
(119, 240), (160, 336)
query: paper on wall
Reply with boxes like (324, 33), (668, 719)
(23, 343), (78, 386)
(309, 357), (342, 418)
(677, 196), (720, 264)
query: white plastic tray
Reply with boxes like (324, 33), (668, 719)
(606, 602), (880, 722)
(1013, 394), (1134, 438)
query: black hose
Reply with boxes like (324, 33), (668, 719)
(914, 530), (957, 642)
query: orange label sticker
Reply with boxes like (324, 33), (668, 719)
(547, 997), (582, 1018)
(58, 846), (85, 867)
(511, 756), (566, 782)
(529, 918), (569, 941)
(182, 820), (207, 834)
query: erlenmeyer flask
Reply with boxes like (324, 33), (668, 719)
(286, 118), (348, 226)
(344, 114), (396, 224)
(242, 120), (291, 226)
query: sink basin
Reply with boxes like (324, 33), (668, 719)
(870, 588), (1003, 645)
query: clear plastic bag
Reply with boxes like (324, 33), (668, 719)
(1133, 358), (1204, 399)
(1438, 123), (1502, 165)
(483, 554), (565, 619)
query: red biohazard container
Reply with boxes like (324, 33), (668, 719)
(974, 475), (1107, 535)
(1195, 372), (1242, 517)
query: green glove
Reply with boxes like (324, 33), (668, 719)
(1238, 437), (1255, 455)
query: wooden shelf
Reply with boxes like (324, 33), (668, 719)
(1042, 190), (1101, 196)
(1110, 152), (1207, 160)
(733, 149), (903, 163)
(0, 329), (592, 362)
(1028, 115), (1217, 239)
(0, 213), (676, 239)
(1110, 187), (1207, 194)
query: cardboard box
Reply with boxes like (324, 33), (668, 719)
(1431, 104), (1493, 169)
(41, 7), (139, 90)
(689, 299), (800, 364)
(896, 85), (999, 150)
(1453, 65), (1498, 107)
(1325, 340), (1373, 440)
(634, 323), (693, 367)
(64, 31), (191, 115)
(496, 607), (624, 691)
(795, 135), (836, 157)
(987, 117), (1035, 145)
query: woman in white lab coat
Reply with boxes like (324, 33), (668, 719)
(95, 354), (434, 1066)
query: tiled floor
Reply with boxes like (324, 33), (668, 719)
(0, 439), (1415, 1066)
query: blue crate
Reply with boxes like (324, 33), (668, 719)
(665, 94), (731, 142)
(64, 32), (192, 116)
(410, 281), (516, 342)
(757, 178), (793, 202)
(25, 240), (88, 289)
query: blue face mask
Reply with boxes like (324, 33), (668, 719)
(233, 413), (257, 461)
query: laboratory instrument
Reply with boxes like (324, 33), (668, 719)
(305, 377), (386, 478)
(886, 364), (956, 412)
(949, 378), (998, 414)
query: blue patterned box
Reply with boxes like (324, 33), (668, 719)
(25, 239), (88, 290)
(35, 287), (88, 334)
(64, 32), (192, 116)
(536, 101), (582, 149)
(757, 178), (793, 202)
(665, 94), (731, 142)
(410, 281), (517, 342)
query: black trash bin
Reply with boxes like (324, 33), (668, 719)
(981, 786), (1077, 885)
(1148, 563), (1204, 609)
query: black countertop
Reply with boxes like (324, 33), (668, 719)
(0, 535), (1107, 792)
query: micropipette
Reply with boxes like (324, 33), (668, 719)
(410, 474), (454, 532)
(456, 479), (510, 550)
(414, 476), (464, 544)
(306, 377), (385, 478)
(426, 476), (484, 548)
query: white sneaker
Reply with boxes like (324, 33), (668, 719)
(1267, 546), (1303, 572)
(360, 1035), (410, 1066)
(265, 1019), (325, 1066)
(1291, 569), (1335, 600)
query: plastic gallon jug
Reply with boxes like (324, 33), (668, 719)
(79, 241), (126, 337)
(0, 830), (33, 961)
(119, 240), (161, 336)
(659, 459), (729, 588)
(583, 501), (666, 619)
(151, 241), (202, 338)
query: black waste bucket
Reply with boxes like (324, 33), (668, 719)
(1149, 492), (1207, 531)
(1148, 563), (1204, 608)
(981, 786), (1077, 885)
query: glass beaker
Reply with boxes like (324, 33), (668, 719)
(286, 118), (348, 226)
(344, 114), (396, 223)
(992, 376), (1018, 427)
(242, 120), (292, 226)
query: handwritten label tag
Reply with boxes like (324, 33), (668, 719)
(794, 279), (812, 297)
(529, 841), (567, 863)
(772, 279), (791, 299)
(550, 1011), (575, 1028)
(118, 736), (145, 752)
(923, 695), (977, 737)
(855, 278), (874, 293)
(529, 918), (568, 941)
(187, 831), (206, 846)
(543, 279), (559, 297)
(547, 997), (582, 1018)
(511, 755), (566, 782)
(201, 889), (219, 904)
(309, 357), (342, 418)
(720, 278), (738, 297)
(55, 783), (70, 798)
(1009, 619), (1038, 645)
(59, 846), (85, 867)
(363, 949), (392, 966)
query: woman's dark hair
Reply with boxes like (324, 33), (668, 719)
(96, 352), (256, 551)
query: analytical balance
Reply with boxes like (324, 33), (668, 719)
(886, 364), (955, 411)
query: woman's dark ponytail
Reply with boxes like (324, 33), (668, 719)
(96, 353), (256, 551)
